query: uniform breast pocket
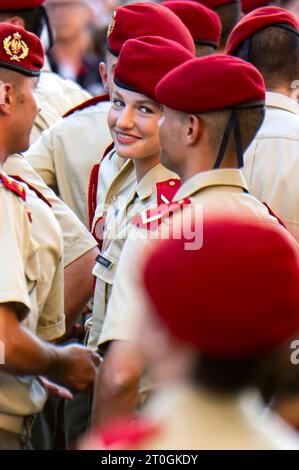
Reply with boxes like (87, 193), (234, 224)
(93, 254), (117, 286)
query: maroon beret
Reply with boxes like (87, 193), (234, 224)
(226, 6), (299, 55)
(192, 0), (240, 9)
(156, 54), (265, 113)
(106, 2), (195, 56)
(0, 23), (44, 76)
(163, 1), (221, 47)
(114, 36), (194, 102)
(241, 0), (274, 14)
(143, 214), (299, 358)
(0, 0), (45, 10)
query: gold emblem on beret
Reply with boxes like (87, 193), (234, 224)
(3, 32), (29, 62)
(107, 11), (117, 37)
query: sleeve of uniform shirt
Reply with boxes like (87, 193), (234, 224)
(36, 258), (65, 341)
(244, 137), (299, 243)
(3, 154), (97, 267)
(0, 188), (32, 321)
(25, 121), (58, 189)
(99, 226), (152, 346)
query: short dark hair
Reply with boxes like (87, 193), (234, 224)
(0, 8), (41, 36)
(246, 26), (299, 89)
(197, 107), (264, 162)
(215, 1), (241, 50)
(191, 339), (299, 403)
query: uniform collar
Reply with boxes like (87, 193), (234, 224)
(135, 163), (172, 201)
(266, 91), (299, 115)
(174, 168), (249, 201)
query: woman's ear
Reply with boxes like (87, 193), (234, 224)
(186, 114), (203, 146)
(99, 62), (108, 93)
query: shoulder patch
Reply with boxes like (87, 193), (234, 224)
(0, 173), (26, 201)
(8, 175), (52, 208)
(133, 198), (191, 231)
(156, 178), (181, 205)
(262, 201), (286, 228)
(63, 93), (110, 118)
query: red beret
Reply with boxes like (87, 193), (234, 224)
(191, 0), (240, 9)
(143, 214), (299, 358)
(0, 23), (44, 76)
(163, 1), (221, 47)
(0, 0), (45, 10)
(226, 6), (299, 55)
(241, 0), (274, 14)
(106, 2), (195, 56)
(156, 54), (265, 113)
(114, 36), (194, 102)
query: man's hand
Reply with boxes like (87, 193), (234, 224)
(39, 376), (74, 400)
(47, 344), (100, 392)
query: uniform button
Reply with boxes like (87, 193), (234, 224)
(111, 195), (116, 202)
(178, 200), (185, 204)
(169, 181), (176, 186)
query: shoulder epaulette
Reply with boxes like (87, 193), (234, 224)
(0, 173), (26, 201)
(156, 178), (181, 205)
(262, 201), (286, 228)
(8, 175), (52, 208)
(87, 142), (114, 233)
(63, 93), (110, 118)
(133, 198), (191, 231)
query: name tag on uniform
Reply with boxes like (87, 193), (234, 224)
(96, 255), (112, 269)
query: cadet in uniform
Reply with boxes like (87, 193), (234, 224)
(187, 0), (241, 51)
(0, 0), (90, 143)
(226, 7), (299, 242)
(0, 22), (99, 450)
(163, 0), (222, 56)
(23, 1), (196, 225)
(80, 212), (299, 450)
(91, 54), (286, 428)
(87, 36), (194, 354)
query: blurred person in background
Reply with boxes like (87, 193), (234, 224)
(47, 0), (104, 94)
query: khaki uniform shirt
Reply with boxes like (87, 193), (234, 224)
(17, 180), (65, 342)
(31, 58), (90, 144)
(104, 169), (282, 345)
(138, 383), (299, 450)
(88, 161), (178, 351)
(26, 100), (111, 227)
(0, 171), (47, 435)
(244, 91), (299, 241)
(3, 154), (97, 267)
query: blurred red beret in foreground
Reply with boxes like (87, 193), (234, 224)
(143, 213), (299, 358)
(0, 0), (45, 10)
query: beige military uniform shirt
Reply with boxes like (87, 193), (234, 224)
(3, 154), (97, 267)
(17, 179), (65, 342)
(104, 169), (282, 345)
(26, 100), (112, 227)
(138, 383), (299, 450)
(244, 91), (299, 242)
(88, 161), (178, 351)
(0, 171), (47, 435)
(31, 58), (90, 144)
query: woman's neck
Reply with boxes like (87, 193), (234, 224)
(134, 154), (161, 183)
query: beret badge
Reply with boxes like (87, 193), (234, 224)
(3, 32), (29, 62)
